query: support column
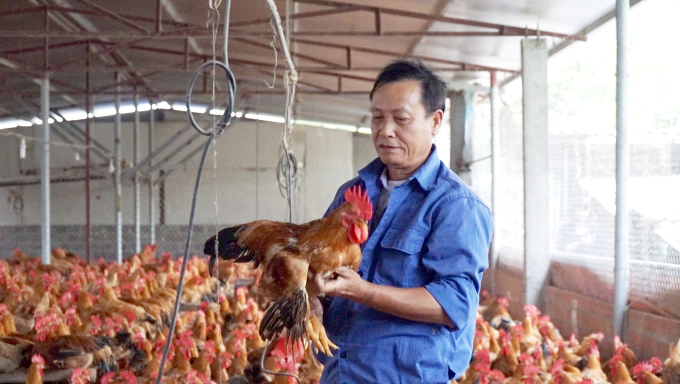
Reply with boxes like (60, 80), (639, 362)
(490, 71), (501, 296)
(114, 73), (123, 263)
(134, 93), (141, 253)
(449, 90), (472, 185)
(85, 43), (91, 263)
(149, 102), (156, 245)
(40, 75), (51, 265)
(85, 95), (92, 263)
(522, 38), (550, 307)
(613, 0), (630, 340)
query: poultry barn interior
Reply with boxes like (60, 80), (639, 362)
(0, 0), (679, 383)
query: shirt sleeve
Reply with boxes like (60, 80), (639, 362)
(423, 196), (493, 330)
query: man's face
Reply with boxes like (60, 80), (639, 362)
(371, 80), (442, 179)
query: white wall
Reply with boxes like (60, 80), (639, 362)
(353, 134), (376, 175)
(0, 113), (357, 227)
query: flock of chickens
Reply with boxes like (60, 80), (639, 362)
(0, 245), (321, 384)
(460, 294), (680, 384)
(0, 245), (677, 384)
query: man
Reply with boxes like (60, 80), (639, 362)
(312, 60), (493, 383)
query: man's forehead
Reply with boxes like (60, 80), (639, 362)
(371, 82), (424, 112)
(371, 105), (412, 113)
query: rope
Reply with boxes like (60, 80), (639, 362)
(263, 0), (300, 223)
(155, 0), (303, 382)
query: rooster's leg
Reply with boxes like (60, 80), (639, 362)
(307, 314), (337, 356)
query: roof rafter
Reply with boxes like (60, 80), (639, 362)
(292, 38), (516, 73)
(293, 0), (586, 41)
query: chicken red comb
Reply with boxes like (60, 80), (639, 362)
(344, 185), (373, 220)
(119, 370), (137, 384)
(100, 372), (116, 384)
(31, 354), (45, 365)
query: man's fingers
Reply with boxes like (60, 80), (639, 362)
(315, 272), (326, 286)
(334, 266), (354, 278)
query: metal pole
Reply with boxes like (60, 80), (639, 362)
(134, 92), (141, 253)
(148, 103), (156, 245)
(613, 0), (630, 340)
(489, 71), (500, 296)
(40, 75), (51, 265)
(85, 43), (91, 262)
(114, 73), (123, 263)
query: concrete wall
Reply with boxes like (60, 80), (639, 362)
(489, 263), (680, 360)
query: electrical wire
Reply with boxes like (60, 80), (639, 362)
(154, 5), (235, 384)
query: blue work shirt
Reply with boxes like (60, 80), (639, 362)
(318, 146), (493, 383)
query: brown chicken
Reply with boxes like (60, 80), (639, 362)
(30, 335), (116, 372)
(633, 361), (663, 384)
(663, 339), (680, 384)
(204, 185), (372, 356)
(0, 336), (32, 373)
(25, 354), (45, 384)
(581, 352), (608, 384)
(612, 361), (637, 384)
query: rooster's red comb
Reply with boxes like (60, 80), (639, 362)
(344, 185), (373, 220)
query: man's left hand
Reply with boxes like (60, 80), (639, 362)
(317, 267), (370, 302)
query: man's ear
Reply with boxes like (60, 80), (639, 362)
(431, 109), (444, 136)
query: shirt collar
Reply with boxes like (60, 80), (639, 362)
(358, 144), (441, 191)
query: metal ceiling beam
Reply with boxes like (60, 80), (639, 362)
(155, 0), (162, 33)
(406, 0), (449, 56)
(49, 38), (147, 71)
(292, 38), (516, 73)
(46, 3), (161, 98)
(232, 37), (344, 68)
(0, 88), (370, 96)
(232, 6), (360, 27)
(71, 0), (149, 33)
(293, 0), (585, 41)
(0, 6), (46, 20)
(0, 64), (467, 74)
(0, 5), (187, 27)
(302, 69), (375, 83)
(0, 39), (93, 56)
(0, 28), (582, 40)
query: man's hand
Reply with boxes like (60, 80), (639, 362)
(307, 267), (370, 319)
(316, 267), (370, 302)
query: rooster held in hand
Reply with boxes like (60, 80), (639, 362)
(204, 185), (373, 356)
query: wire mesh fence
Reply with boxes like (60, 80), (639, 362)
(472, 0), (680, 323)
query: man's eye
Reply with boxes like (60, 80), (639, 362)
(395, 117), (408, 123)
(372, 116), (384, 120)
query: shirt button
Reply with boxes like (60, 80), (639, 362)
(357, 271), (364, 277)
(340, 352), (347, 359)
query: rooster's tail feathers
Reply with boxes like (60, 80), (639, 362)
(204, 225), (254, 262)
(259, 288), (308, 345)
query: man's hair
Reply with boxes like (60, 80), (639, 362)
(369, 60), (447, 115)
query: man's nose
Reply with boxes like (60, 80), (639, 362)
(379, 118), (397, 137)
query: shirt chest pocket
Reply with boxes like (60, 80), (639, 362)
(373, 228), (428, 288)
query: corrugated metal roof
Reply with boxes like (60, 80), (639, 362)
(0, 0), (633, 125)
